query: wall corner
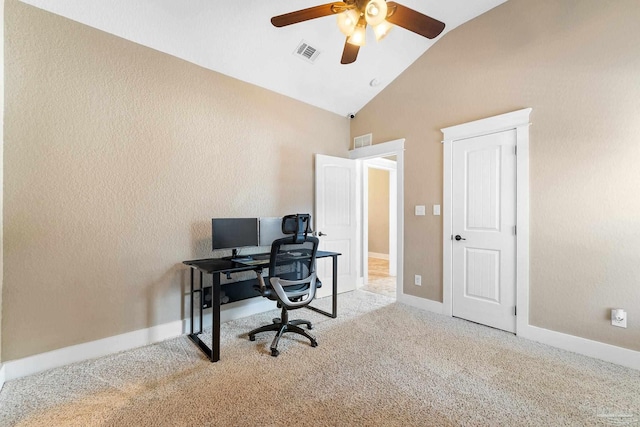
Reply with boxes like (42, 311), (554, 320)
(1, 0), (6, 367)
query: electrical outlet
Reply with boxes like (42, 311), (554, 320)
(414, 275), (422, 286)
(611, 309), (627, 328)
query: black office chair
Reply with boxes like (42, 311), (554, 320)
(248, 214), (321, 357)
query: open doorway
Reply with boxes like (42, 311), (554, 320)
(361, 158), (397, 298)
(349, 139), (404, 300)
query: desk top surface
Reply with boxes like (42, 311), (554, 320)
(183, 250), (340, 274)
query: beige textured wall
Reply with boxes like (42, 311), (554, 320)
(352, 0), (640, 351)
(3, 0), (349, 361)
(368, 168), (389, 254)
(1, 0), (5, 364)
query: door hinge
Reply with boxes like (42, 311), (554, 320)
(514, 146), (517, 155)
(514, 306), (517, 316)
(514, 225), (517, 235)
(451, 234), (453, 241)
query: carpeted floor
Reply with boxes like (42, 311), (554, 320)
(1, 290), (639, 426)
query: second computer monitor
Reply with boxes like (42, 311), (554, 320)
(258, 217), (288, 246)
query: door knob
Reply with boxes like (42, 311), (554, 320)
(454, 235), (466, 241)
(318, 231), (327, 237)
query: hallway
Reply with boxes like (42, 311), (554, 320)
(361, 257), (396, 298)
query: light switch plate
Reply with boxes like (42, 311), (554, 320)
(433, 205), (441, 216)
(415, 205), (426, 216)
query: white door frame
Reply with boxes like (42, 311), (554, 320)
(442, 109), (531, 335)
(350, 139), (404, 299)
(362, 157), (397, 284)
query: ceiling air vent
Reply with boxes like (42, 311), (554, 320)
(354, 133), (372, 149)
(294, 40), (321, 63)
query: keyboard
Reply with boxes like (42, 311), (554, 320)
(231, 253), (270, 263)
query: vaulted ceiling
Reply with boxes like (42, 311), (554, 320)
(20, 0), (507, 116)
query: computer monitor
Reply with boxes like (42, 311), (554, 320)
(212, 218), (259, 251)
(258, 217), (288, 246)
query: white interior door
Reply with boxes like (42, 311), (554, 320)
(452, 130), (517, 333)
(315, 154), (357, 297)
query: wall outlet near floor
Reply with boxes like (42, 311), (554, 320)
(611, 308), (627, 328)
(414, 275), (422, 286)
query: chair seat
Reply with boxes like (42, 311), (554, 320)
(255, 279), (322, 301)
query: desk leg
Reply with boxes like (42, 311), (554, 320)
(331, 254), (337, 317)
(307, 254), (338, 318)
(199, 271), (204, 333)
(188, 270), (219, 362)
(211, 273), (221, 362)
(189, 268), (194, 335)
(188, 269), (204, 335)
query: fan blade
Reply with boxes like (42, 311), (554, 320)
(386, 2), (445, 39)
(271, 2), (347, 27)
(341, 39), (360, 64)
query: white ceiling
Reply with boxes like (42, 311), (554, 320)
(20, 0), (506, 117)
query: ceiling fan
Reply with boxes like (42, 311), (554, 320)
(271, 0), (445, 64)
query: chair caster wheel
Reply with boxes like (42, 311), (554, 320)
(272, 318), (280, 324)
(311, 340), (318, 348)
(249, 335), (255, 342)
(271, 349), (279, 357)
(307, 324), (313, 330)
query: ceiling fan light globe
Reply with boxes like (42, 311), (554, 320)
(365, 0), (388, 26)
(337, 9), (359, 36)
(373, 20), (392, 41)
(347, 24), (366, 47)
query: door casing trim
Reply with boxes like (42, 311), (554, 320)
(350, 139), (404, 300)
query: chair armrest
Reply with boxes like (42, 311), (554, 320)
(256, 273), (267, 291)
(254, 268), (274, 298)
(269, 272), (318, 308)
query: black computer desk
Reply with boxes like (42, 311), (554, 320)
(183, 251), (340, 362)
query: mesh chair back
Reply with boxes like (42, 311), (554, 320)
(268, 235), (319, 294)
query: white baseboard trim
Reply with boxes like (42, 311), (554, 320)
(368, 252), (389, 260)
(398, 292), (443, 314)
(4, 298), (276, 382)
(401, 293), (639, 371)
(519, 324), (640, 371)
(0, 363), (6, 391)
(221, 297), (276, 323)
(6, 296), (637, 383)
(4, 319), (183, 382)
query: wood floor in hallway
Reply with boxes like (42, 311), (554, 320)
(361, 257), (396, 298)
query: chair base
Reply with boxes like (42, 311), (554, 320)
(248, 307), (317, 357)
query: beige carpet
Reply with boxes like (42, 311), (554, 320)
(1, 290), (639, 426)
